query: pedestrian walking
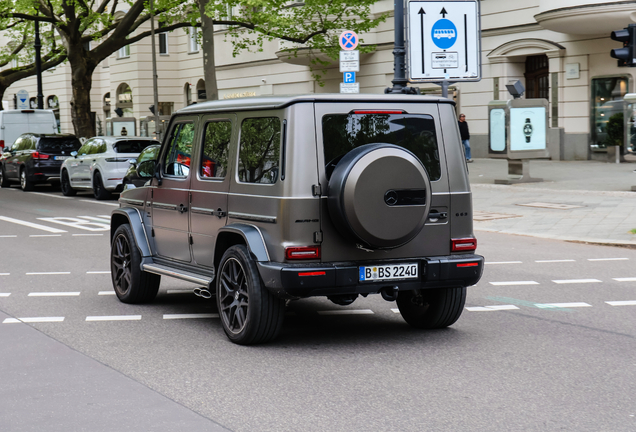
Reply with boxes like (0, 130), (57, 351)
(458, 114), (472, 162)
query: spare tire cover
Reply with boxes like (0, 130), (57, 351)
(327, 143), (432, 249)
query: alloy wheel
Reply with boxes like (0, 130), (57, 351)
(20, 170), (25, 189)
(112, 233), (133, 295)
(218, 257), (250, 334)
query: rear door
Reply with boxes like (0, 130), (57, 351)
(5, 136), (24, 178)
(314, 101), (451, 262)
(69, 139), (97, 186)
(189, 115), (235, 268)
(27, 112), (56, 134)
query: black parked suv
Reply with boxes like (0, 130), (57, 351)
(0, 133), (81, 191)
(111, 94), (484, 345)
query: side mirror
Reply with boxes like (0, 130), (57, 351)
(71, 151), (78, 158)
(137, 159), (157, 180)
(154, 161), (162, 186)
(128, 159), (137, 168)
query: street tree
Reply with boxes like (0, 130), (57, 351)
(0, 21), (65, 110)
(198, 0), (387, 101)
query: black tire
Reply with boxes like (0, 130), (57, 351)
(111, 224), (161, 304)
(327, 143), (431, 249)
(0, 165), (9, 188)
(216, 245), (285, 345)
(20, 167), (34, 191)
(60, 170), (76, 196)
(397, 287), (466, 329)
(93, 171), (111, 200)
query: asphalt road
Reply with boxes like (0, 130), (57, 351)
(1, 185), (635, 432)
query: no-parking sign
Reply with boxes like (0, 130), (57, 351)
(339, 31), (359, 51)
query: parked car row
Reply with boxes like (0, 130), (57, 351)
(0, 129), (159, 199)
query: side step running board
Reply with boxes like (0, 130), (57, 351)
(142, 263), (213, 286)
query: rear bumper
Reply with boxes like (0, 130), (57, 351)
(257, 254), (484, 299)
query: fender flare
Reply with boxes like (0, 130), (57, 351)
(110, 207), (153, 257)
(218, 223), (270, 262)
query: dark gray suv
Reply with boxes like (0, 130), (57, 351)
(110, 94), (483, 344)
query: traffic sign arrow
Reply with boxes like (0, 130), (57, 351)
(440, 7), (448, 18)
(419, 8), (426, 72)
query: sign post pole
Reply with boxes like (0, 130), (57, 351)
(385, 0), (419, 94)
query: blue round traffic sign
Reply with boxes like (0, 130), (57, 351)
(431, 19), (457, 50)
(339, 31), (358, 51)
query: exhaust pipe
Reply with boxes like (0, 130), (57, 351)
(193, 287), (212, 299)
(380, 286), (399, 302)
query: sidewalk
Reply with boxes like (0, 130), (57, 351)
(468, 159), (636, 247)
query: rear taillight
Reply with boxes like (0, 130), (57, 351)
(0, 140), (4, 149)
(33, 152), (50, 160)
(285, 246), (321, 260)
(451, 237), (477, 252)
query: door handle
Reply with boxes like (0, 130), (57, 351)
(428, 211), (448, 220)
(216, 208), (226, 218)
(178, 204), (188, 214)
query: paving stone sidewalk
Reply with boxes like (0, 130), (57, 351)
(468, 159), (636, 246)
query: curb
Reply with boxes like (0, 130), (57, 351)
(474, 227), (636, 249)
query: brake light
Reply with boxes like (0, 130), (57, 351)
(285, 246), (321, 260)
(451, 237), (477, 252)
(0, 140), (4, 149)
(353, 110), (405, 114)
(298, 271), (326, 277)
(32, 152), (50, 160)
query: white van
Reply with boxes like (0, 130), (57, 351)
(0, 109), (57, 150)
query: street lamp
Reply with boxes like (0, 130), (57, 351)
(150, 0), (161, 140)
(34, 12), (43, 109)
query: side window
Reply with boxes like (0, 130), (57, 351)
(163, 122), (194, 177)
(27, 137), (36, 150)
(96, 140), (107, 154)
(78, 141), (92, 155)
(200, 121), (231, 179)
(237, 117), (280, 184)
(12, 137), (23, 151)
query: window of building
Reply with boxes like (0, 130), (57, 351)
(118, 43), (130, 58)
(525, 55), (549, 100)
(591, 76), (629, 149)
(159, 32), (168, 55)
(11, 58), (17, 68)
(116, 83), (133, 116)
(29, 97), (37, 109)
(184, 83), (192, 106)
(201, 121), (232, 179)
(238, 117), (281, 184)
(189, 27), (199, 52)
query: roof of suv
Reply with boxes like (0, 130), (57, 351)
(24, 133), (77, 139)
(178, 93), (455, 115)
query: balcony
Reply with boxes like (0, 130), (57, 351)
(534, 0), (636, 35)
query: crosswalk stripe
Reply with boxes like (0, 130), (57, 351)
(466, 305), (519, 312)
(605, 300), (636, 306)
(613, 277), (636, 282)
(535, 302), (592, 308)
(0, 216), (66, 233)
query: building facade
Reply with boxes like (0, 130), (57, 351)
(2, 0), (635, 160)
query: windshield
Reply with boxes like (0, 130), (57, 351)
(115, 140), (158, 154)
(322, 113), (441, 181)
(38, 137), (82, 153)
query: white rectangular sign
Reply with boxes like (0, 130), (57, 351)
(510, 107), (546, 151)
(340, 83), (360, 94)
(407, 0), (481, 82)
(339, 51), (359, 62)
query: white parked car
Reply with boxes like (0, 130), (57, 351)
(60, 136), (159, 199)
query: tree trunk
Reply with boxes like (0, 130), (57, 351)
(68, 50), (97, 138)
(0, 87), (6, 111)
(199, 0), (219, 101)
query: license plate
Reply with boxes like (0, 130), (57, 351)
(54, 156), (69, 160)
(359, 263), (418, 282)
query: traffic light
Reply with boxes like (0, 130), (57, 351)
(610, 24), (636, 67)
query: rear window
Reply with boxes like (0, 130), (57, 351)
(322, 113), (441, 181)
(114, 140), (158, 153)
(38, 137), (81, 153)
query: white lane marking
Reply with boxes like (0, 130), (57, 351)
(80, 200), (119, 207)
(3, 317), (65, 323)
(77, 216), (111, 224)
(28, 292), (80, 297)
(26, 272), (71, 275)
(73, 233), (104, 236)
(98, 291), (116, 295)
(163, 313), (219, 319)
(0, 216), (67, 233)
(613, 277), (636, 282)
(38, 217), (109, 231)
(535, 259), (575, 263)
(489, 281), (539, 286)
(30, 234), (62, 237)
(0, 235), (17, 238)
(317, 309), (374, 315)
(391, 308), (400, 313)
(0, 273), (9, 276)
(535, 302), (592, 308)
(466, 305), (520, 312)
(485, 261), (522, 265)
(588, 258), (629, 261)
(552, 279), (601, 284)
(88, 271), (110, 274)
(167, 289), (193, 295)
(606, 300), (636, 306)
(0, 293), (10, 297)
(97, 215), (112, 219)
(86, 315), (141, 321)
(28, 192), (73, 200)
